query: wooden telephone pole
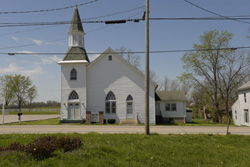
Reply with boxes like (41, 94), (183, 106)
(145, 0), (150, 135)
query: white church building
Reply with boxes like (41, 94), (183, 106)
(58, 6), (188, 124)
(58, 6), (156, 124)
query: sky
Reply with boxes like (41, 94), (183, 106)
(0, 0), (250, 102)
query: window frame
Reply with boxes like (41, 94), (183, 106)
(245, 109), (249, 123)
(70, 68), (77, 81)
(105, 91), (116, 114)
(126, 95), (133, 114)
(165, 103), (177, 112)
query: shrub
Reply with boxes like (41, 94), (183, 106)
(5, 142), (25, 152)
(57, 136), (82, 152)
(25, 136), (58, 160)
(103, 119), (106, 124)
(107, 119), (116, 124)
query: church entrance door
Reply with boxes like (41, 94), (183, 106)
(68, 103), (80, 120)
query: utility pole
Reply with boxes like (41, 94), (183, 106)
(145, 0), (150, 135)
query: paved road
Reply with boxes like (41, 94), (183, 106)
(0, 125), (250, 135)
(0, 115), (59, 124)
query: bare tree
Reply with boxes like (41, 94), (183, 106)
(180, 30), (234, 123)
(116, 46), (141, 69)
(218, 50), (250, 119)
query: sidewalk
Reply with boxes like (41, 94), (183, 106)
(0, 115), (59, 124)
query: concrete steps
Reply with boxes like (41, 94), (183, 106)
(120, 119), (138, 125)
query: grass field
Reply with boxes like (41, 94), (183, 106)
(7, 118), (234, 127)
(0, 133), (250, 167)
(8, 111), (60, 115)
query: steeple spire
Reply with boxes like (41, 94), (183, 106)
(69, 4), (84, 34)
(61, 5), (89, 62)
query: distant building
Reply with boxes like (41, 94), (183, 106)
(232, 81), (250, 126)
(58, 6), (188, 124)
(155, 91), (188, 123)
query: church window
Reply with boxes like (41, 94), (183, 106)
(70, 68), (77, 80)
(105, 91), (116, 114)
(126, 95), (133, 114)
(69, 90), (79, 100)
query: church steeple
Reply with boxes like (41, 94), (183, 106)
(69, 5), (85, 34)
(60, 5), (89, 62)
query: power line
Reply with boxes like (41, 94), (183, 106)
(0, 6), (144, 36)
(1, 46), (247, 55)
(150, 17), (250, 21)
(0, 19), (142, 27)
(3, 16), (250, 28)
(0, 0), (100, 14)
(0, 11), (144, 50)
(184, 0), (250, 25)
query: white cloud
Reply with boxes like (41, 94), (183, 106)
(20, 67), (43, 76)
(11, 36), (19, 42)
(41, 55), (62, 64)
(17, 50), (37, 54)
(0, 63), (21, 73)
(31, 39), (44, 45)
(0, 63), (43, 76)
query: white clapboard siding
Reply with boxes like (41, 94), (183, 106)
(159, 101), (186, 118)
(87, 48), (156, 124)
(60, 63), (87, 120)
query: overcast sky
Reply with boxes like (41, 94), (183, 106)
(0, 0), (250, 102)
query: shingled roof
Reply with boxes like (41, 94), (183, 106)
(155, 91), (187, 101)
(62, 47), (89, 62)
(238, 81), (250, 91)
(69, 5), (84, 34)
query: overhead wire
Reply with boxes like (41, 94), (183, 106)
(0, 6), (144, 36)
(1, 46), (247, 55)
(184, 0), (250, 25)
(0, 9), (144, 50)
(0, 0), (100, 14)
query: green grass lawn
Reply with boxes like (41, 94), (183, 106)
(0, 133), (250, 167)
(7, 118), (61, 125)
(6, 118), (235, 126)
(158, 119), (236, 127)
(8, 111), (60, 115)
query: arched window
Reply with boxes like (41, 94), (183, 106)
(105, 91), (116, 114)
(69, 90), (79, 100)
(126, 95), (133, 114)
(70, 68), (77, 80)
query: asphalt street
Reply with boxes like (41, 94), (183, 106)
(0, 125), (250, 135)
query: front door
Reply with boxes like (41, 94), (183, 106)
(68, 103), (80, 120)
(126, 102), (134, 119)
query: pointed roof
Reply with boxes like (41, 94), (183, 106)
(238, 81), (250, 91)
(69, 5), (84, 34)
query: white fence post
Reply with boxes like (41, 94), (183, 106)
(2, 98), (5, 125)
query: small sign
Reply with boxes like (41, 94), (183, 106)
(91, 114), (99, 123)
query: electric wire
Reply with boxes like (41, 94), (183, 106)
(0, 6), (144, 36)
(0, 11), (144, 50)
(1, 46), (247, 55)
(0, 0), (100, 14)
(184, 0), (250, 25)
